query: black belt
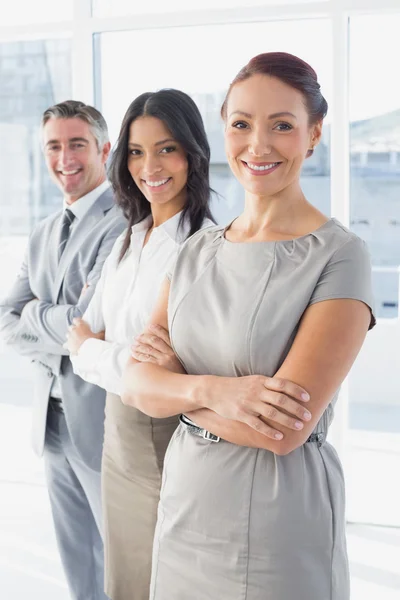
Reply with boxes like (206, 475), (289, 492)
(179, 414), (325, 447)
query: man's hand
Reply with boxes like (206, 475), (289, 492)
(65, 318), (104, 355)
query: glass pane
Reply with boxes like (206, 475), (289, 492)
(350, 14), (400, 319)
(1, 0), (72, 26)
(347, 14), (400, 529)
(0, 38), (72, 598)
(93, 0), (328, 17)
(95, 19), (332, 223)
(0, 39), (71, 240)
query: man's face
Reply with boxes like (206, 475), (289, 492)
(42, 117), (111, 204)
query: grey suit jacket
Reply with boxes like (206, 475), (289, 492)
(0, 187), (128, 470)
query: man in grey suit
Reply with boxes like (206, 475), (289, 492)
(0, 100), (127, 599)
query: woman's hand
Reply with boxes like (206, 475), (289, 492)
(200, 375), (312, 440)
(131, 324), (186, 375)
(65, 318), (104, 355)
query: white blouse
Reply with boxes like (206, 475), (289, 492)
(71, 211), (211, 396)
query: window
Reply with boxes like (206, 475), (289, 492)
(0, 39), (71, 241)
(349, 14), (400, 320)
(347, 13), (400, 529)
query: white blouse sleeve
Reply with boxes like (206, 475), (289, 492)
(72, 337), (131, 396)
(70, 232), (131, 396)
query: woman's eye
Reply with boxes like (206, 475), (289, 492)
(129, 149), (142, 156)
(274, 122), (293, 131)
(232, 121), (248, 129)
(160, 146), (176, 154)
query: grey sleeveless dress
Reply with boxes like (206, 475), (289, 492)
(150, 218), (375, 600)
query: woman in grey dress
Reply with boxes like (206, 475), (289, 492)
(122, 52), (375, 600)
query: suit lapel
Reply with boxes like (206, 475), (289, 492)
(52, 188), (115, 302)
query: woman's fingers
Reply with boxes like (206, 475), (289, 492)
(260, 390), (312, 422)
(263, 376), (310, 402)
(255, 399), (308, 431)
(131, 348), (157, 363)
(148, 324), (172, 347)
(241, 414), (284, 440)
(132, 343), (162, 360)
(136, 333), (174, 356)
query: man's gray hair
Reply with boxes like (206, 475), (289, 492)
(42, 100), (109, 150)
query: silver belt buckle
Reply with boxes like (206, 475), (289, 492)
(202, 429), (220, 443)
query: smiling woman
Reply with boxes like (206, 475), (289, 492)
(120, 52), (375, 600)
(108, 89), (215, 260)
(67, 88), (215, 600)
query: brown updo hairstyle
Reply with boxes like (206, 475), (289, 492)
(221, 52), (328, 157)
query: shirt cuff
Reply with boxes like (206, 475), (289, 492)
(72, 337), (106, 385)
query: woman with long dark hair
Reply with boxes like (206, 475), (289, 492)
(65, 89), (215, 599)
(122, 54), (375, 599)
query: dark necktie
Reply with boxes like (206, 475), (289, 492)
(58, 208), (76, 261)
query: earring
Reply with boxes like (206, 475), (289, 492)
(306, 147), (314, 158)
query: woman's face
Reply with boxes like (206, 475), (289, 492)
(224, 74), (322, 198)
(127, 116), (189, 211)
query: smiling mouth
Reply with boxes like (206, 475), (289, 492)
(58, 169), (82, 176)
(242, 161), (281, 173)
(143, 177), (172, 188)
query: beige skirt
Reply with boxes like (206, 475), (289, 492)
(102, 392), (178, 600)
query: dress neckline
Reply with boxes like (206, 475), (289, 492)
(221, 217), (336, 246)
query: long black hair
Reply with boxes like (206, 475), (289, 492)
(108, 89), (216, 260)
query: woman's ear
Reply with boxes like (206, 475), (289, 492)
(311, 120), (323, 148)
(306, 121), (323, 158)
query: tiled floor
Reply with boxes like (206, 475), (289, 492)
(0, 403), (399, 600)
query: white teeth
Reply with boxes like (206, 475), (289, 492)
(247, 162), (279, 171)
(60, 170), (80, 175)
(146, 178), (170, 187)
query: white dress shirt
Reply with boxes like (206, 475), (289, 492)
(66, 180), (110, 225)
(71, 211), (212, 396)
(50, 180), (110, 398)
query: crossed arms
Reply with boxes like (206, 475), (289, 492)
(0, 226), (123, 363)
(122, 279), (371, 456)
